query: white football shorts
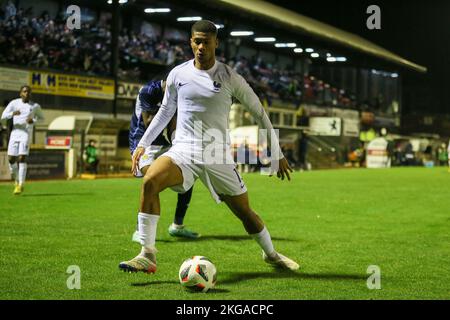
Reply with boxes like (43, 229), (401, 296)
(7, 139), (30, 156)
(134, 145), (170, 177)
(161, 148), (247, 203)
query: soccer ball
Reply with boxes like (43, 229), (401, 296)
(179, 256), (217, 292)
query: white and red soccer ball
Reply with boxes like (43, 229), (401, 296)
(179, 256), (217, 293)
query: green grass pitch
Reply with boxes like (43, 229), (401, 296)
(1, 167), (449, 300)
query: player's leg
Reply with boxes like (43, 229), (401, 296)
(132, 181), (199, 241)
(8, 156), (18, 180)
(17, 141), (30, 193)
(17, 154), (27, 191)
(7, 139), (20, 194)
(168, 187), (200, 239)
(131, 145), (163, 243)
(120, 156), (184, 273)
(16, 140), (30, 193)
(174, 187), (193, 225)
(139, 156), (184, 213)
(131, 163), (151, 243)
(221, 192), (299, 271)
(8, 155), (19, 193)
(130, 146), (198, 242)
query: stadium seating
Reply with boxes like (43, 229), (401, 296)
(0, 4), (355, 109)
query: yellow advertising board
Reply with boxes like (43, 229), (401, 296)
(29, 70), (115, 100)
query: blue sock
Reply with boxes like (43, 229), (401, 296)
(174, 187), (193, 225)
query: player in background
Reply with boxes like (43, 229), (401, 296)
(1, 85), (44, 194)
(119, 20), (299, 274)
(129, 80), (200, 241)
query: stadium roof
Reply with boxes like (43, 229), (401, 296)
(218, 0), (427, 73)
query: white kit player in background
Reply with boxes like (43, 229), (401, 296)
(1, 85), (44, 194)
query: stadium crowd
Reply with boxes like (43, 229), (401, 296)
(229, 55), (355, 107)
(0, 3), (110, 74)
(0, 1), (355, 107)
(0, 1), (192, 77)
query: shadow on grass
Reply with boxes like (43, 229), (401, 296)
(129, 271), (363, 292)
(131, 281), (231, 294)
(207, 288), (231, 294)
(173, 235), (296, 242)
(131, 280), (178, 286)
(21, 193), (92, 197)
(220, 271), (366, 285)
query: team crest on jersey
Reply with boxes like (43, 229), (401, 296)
(213, 81), (221, 92)
(142, 154), (149, 160)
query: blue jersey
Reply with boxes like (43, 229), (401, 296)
(129, 80), (170, 154)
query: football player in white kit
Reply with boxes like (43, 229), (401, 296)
(1, 86), (44, 194)
(119, 21), (299, 274)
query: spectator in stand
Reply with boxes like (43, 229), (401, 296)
(85, 139), (99, 174)
(0, 4), (357, 108)
(437, 143), (448, 166)
(3, 0), (16, 20)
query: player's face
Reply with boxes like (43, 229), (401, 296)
(20, 87), (31, 101)
(190, 32), (218, 68)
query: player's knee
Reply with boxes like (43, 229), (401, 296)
(142, 175), (161, 195)
(235, 207), (255, 222)
(8, 157), (17, 164)
(18, 156), (27, 163)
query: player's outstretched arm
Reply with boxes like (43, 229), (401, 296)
(232, 72), (291, 181)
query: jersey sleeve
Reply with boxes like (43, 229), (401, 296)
(137, 73), (177, 149)
(231, 71), (284, 160)
(1, 100), (15, 120)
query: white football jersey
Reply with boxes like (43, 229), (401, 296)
(138, 59), (283, 162)
(1, 98), (44, 141)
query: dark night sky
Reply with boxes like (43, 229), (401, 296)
(270, 0), (450, 115)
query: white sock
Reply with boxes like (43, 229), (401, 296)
(9, 163), (18, 182)
(251, 226), (276, 258)
(138, 212), (160, 251)
(18, 163), (27, 185)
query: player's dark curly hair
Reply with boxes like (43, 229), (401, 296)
(19, 85), (31, 92)
(191, 20), (217, 37)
